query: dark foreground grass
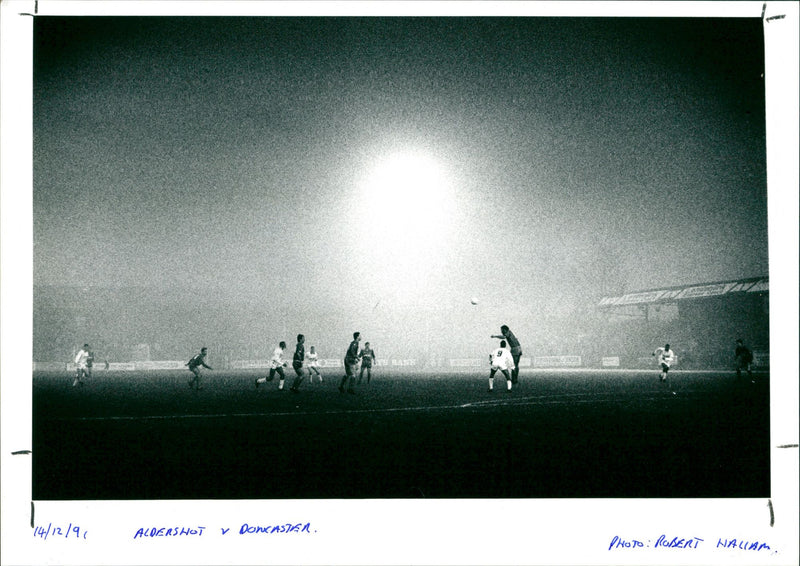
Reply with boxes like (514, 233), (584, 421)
(32, 369), (770, 499)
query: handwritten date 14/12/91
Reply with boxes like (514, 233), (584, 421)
(33, 523), (87, 541)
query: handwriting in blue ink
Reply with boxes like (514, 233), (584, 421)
(609, 535), (644, 550)
(654, 534), (704, 549)
(133, 526), (205, 539)
(609, 535), (704, 550)
(717, 538), (771, 552)
(610, 534), (772, 553)
(239, 523), (312, 535)
(34, 523), (87, 541)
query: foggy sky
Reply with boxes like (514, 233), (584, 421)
(32, 16), (768, 356)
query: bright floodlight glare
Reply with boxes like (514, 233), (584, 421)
(361, 150), (454, 246)
(366, 152), (449, 210)
(358, 149), (456, 296)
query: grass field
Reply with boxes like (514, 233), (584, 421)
(32, 368), (770, 500)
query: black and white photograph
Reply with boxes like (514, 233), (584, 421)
(2, 1), (797, 565)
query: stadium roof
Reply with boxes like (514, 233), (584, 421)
(598, 276), (768, 307)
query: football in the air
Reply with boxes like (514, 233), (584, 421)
(470, 297), (479, 305)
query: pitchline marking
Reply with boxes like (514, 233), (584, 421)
(49, 391), (698, 422)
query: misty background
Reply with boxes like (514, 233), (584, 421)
(33, 16), (767, 365)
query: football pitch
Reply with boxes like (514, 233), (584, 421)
(32, 368), (770, 500)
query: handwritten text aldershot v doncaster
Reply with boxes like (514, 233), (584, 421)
(132, 523), (314, 539)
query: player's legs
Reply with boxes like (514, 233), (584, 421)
(290, 365), (304, 391)
(346, 363), (356, 393)
(358, 366), (365, 385)
(488, 367), (497, 391)
(188, 367), (202, 389)
(365, 366), (372, 383)
(511, 349), (521, 383)
(256, 367), (273, 387)
(276, 366), (286, 390)
(340, 362), (357, 393)
(339, 363), (349, 392)
(503, 368), (512, 390)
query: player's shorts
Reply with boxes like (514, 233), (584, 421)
(361, 360), (373, 369)
(660, 363), (670, 372)
(344, 360), (358, 376)
(269, 366), (285, 380)
(292, 361), (303, 375)
(510, 346), (522, 358)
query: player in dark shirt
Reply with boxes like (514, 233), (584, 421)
(187, 347), (213, 390)
(339, 332), (361, 394)
(358, 342), (376, 384)
(290, 334), (306, 392)
(86, 349), (95, 378)
(734, 339), (754, 381)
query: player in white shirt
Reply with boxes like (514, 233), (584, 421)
(652, 344), (675, 382)
(306, 346), (323, 383)
(488, 340), (516, 392)
(73, 343), (91, 386)
(491, 325), (522, 384)
(255, 341), (287, 390)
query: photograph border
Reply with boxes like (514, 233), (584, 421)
(2, 1), (798, 565)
